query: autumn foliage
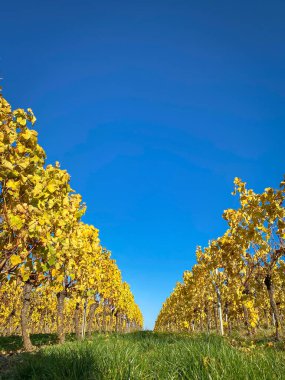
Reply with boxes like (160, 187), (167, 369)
(0, 93), (143, 350)
(155, 178), (285, 340)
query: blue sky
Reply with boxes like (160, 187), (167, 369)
(1, 0), (285, 329)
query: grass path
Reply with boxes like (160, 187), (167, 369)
(1, 332), (285, 379)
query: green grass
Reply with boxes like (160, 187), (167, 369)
(1, 332), (285, 379)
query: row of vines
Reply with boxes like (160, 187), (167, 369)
(155, 177), (285, 340)
(0, 93), (143, 350)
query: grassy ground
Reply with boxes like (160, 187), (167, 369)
(1, 331), (285, 379)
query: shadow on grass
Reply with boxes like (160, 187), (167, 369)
(4, 349), (96, 380)
(0, 334), (58, 352)
(0, 332), (84, 353)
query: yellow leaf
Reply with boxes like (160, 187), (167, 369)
(6, 179), (20, 193)
(20, 129), (33, 141)
(9, 214), (24, 230)
(27, 108), (36, 124)
(22, 273), (30, 281)
(10, 255), (22, 266)
(2, 160), (14, 171)
(47, 183), (57, 193)
(17, 116), (26, 126)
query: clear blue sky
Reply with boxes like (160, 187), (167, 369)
(1, 1), (285, 329)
